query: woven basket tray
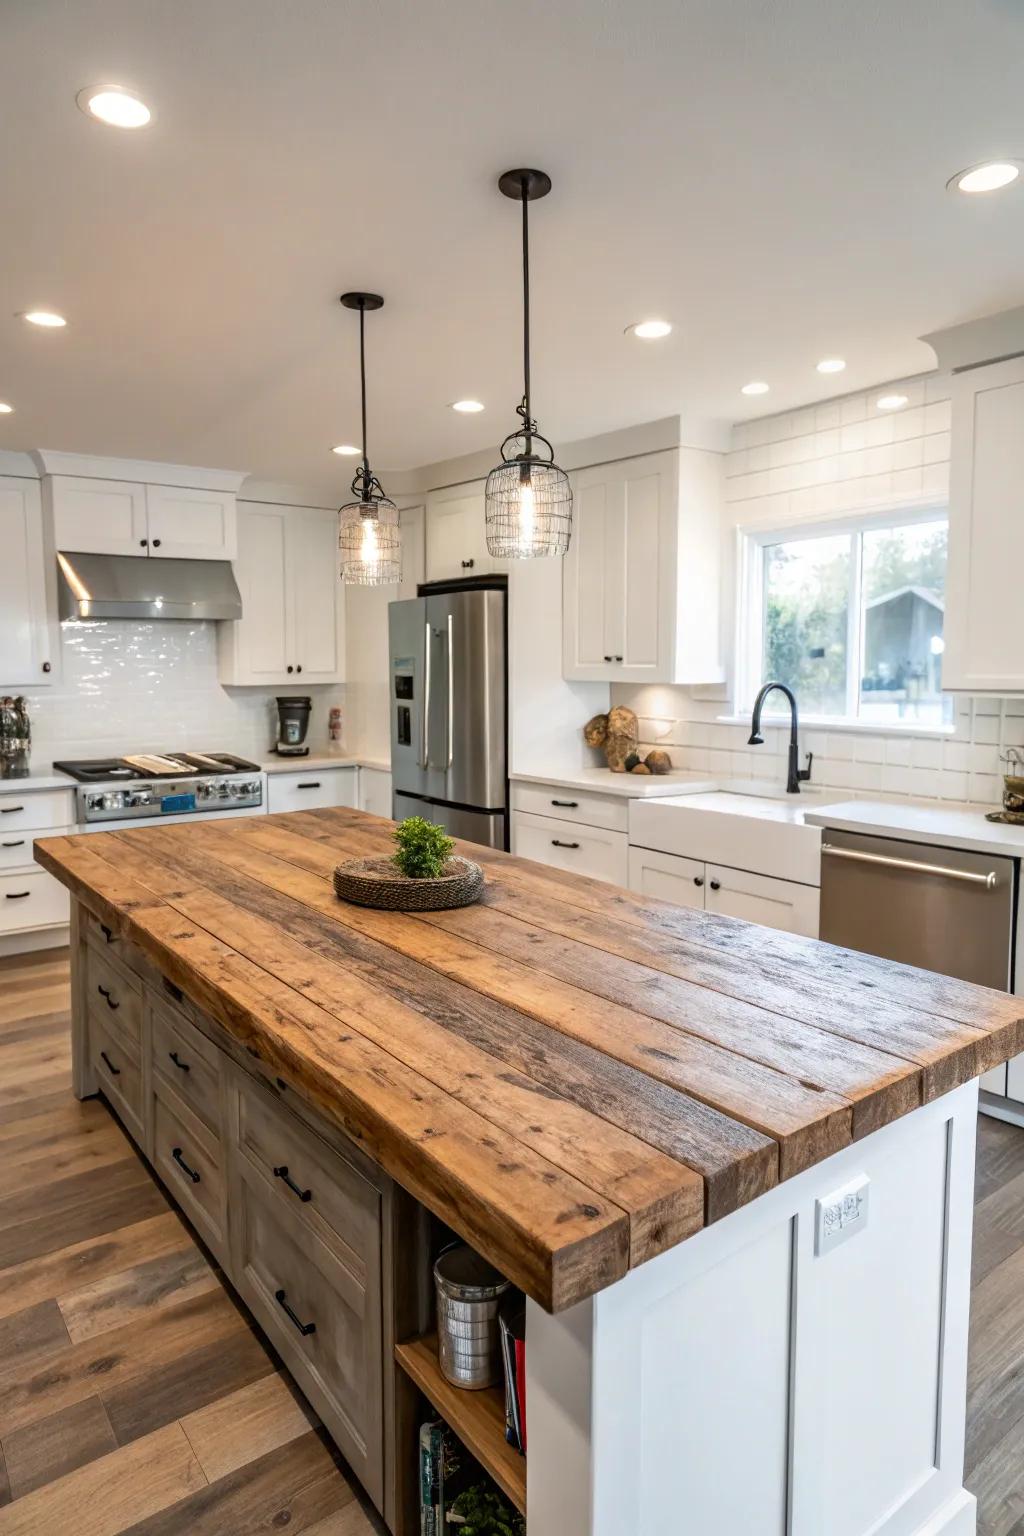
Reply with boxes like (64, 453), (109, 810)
(333, 855), (484, 912)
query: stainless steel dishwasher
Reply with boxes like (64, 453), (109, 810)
(819, 828), (1016, 991)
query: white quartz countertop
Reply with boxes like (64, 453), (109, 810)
(803, 799), (1024, 859)
(259, 753), (390, 775)
(0, 764), (77, 792)
(511, 767), (722, 799)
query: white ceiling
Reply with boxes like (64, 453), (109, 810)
(2, 0), (1023, 484)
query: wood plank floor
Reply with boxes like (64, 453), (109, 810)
(0, 948), (383, 1536)
(4, 948), (1024, 1533)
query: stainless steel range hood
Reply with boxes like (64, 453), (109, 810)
(57, 551), (243, 622)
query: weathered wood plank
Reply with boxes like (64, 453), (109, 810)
(1, 1395), (117, 1501)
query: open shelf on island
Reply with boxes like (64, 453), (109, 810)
(395, 1333), (526, 1515)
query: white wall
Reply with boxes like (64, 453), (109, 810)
(613, 372), (1015, 808)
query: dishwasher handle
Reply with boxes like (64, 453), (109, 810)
(821, 842), (998, 891)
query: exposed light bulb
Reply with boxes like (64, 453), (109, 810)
(517, 476), (536, 554)
(360, 511), (380, 568)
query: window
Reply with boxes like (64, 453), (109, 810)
(746, 511), (950, 727)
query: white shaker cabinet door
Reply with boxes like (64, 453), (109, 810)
(290, 507), (345, 683)
(705, 863), (820, 938)
(627, 844), (706, 910)
(50, 476), (149, 556)
(425, 484), (492, 582)
(219, 504), (291, 685)
(146, 485), (237, 560)
(944, 355), (1024, 692)
(0, 478), (54, 686)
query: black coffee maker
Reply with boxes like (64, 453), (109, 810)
(274, 696), (312, 757)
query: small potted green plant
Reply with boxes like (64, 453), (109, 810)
(332, 815), (484, 912)
(392, 815), (455, 879)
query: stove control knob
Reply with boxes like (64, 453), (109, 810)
(100, 792), (124, 811)
(195, 781), (214, 801)
(128, 790), (152, 808)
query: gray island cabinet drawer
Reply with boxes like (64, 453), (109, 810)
(233, 1154), (384, 1506)
(90, 1008), (144, 1144)
(86, 943), (143, 1045)
(233, 1068), (381, 1276)
(152, 1078), (227, 1257)
(149, 995), (223, 1137)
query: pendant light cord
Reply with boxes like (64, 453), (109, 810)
(521, 178), (531, 448)
(359, 303), (369, 489)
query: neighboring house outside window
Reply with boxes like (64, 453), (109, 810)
(739, 509), (951, 728)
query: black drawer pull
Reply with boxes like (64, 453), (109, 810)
(168, 1050), (190, 1074)
(97, 984), (119, 1010)
(2, 839), (25, 849)
(614, 655), (623, 662)
(100, 923), (114, 943)
(693, 876), (704, 888)
(0, 806), (24, 815)
(273, 1164), (312, 1203)
(551, 839), (580, 849)
(709, 879), (721, 891)
(99, 1049), (120, 1076)
(296, 782), (321, 790)
(5, 890), (30, 899)
(603, 655), (612, 662)
(550, 799), (579, 808)
(171, 1147), (200, 1184)
(275, 1288), (316, 1337)
(461, 559), (475, 569)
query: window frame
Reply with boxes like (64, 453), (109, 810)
(734, 501), (949, 728)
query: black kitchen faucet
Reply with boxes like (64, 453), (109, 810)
(748, 681), (813, 794)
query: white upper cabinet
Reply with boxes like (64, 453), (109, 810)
(944, 355), (1024, 692)
(425, 483), (498, 582)
(144, 484), (237, 560)
(49, 476), (148, 556)
(562, 448), (724, 684)
(219, 503), (344, 686)
(49, 475), (236, 561)
(0, 478), (54, 686)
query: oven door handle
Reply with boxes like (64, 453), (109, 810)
(821, 842), (998, 890)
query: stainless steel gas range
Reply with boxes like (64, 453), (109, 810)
(53, 752), (264, 829)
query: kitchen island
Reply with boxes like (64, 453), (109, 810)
(35, 808), (1024, 1536)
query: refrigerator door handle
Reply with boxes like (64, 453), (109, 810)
(421, 620), (431, 769)
(447, 613), (454, 770)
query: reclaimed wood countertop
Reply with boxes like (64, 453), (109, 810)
(36, 808), (1024, 1311)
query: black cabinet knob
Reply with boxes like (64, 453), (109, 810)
(614, 655), (623, 662)
(461, 559), (475, 569)
(603, 655), (612, 662)
(286, 665), (294, 674)
(140, 538), (148, 547)
(296, 664), (302, 673)
(693, 876), (704, 887)
(709, 879), (721, 891)
(41, 661), (51, 673)
(152, 538), (162, 548)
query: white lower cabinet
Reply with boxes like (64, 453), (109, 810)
(512, 809), (629, 885)
(628, 844), (706, 910)
(629, 843), (820, 937)
(0, 786), (75, 950)
(358, 767), (393, 819)
(266, 767), (359, 814)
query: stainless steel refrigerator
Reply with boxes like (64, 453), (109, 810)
(388, 581), (508, 849)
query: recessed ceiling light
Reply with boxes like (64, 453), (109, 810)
(949, 160), (1022, 194)
(451, 399), (485, 413)
(0, 402), (12, 415)
(77, 85), (151, 128)
(21, 310), (66, 328)
(332, 444), (361, 456)
(876, 393), (909, 411)
(816, 358), (846, 375)
(741, 381), (770, 396)
(626, 320), (672, 340)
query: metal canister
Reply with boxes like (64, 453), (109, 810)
(434, 1244), (510, 1391)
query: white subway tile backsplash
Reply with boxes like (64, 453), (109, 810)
(911, 739), (942, 770)
(7, 619), (345, 764)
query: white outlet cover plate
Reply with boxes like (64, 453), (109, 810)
(815, 1172), (870, 1256)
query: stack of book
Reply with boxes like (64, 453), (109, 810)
(499, 1299), (526, 1455)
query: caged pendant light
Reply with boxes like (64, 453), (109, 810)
(484, 169), (572, 559)
(337, 292), (401, 586)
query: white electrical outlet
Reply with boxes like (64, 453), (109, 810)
(815, 1173), (870, 1255)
